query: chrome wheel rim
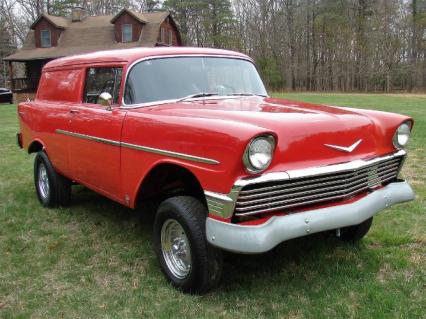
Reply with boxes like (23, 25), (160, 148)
(38, 163), (50, 200)
(161, 219), (192, 279)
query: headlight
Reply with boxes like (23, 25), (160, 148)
(393, 122), (411, 149)
(243, 135), (275, 173)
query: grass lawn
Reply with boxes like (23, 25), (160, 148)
(0, 94), (425, 318)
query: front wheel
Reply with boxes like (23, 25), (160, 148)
(153, 196), (222, 294)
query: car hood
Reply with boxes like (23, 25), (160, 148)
(132, 96), (392, 171)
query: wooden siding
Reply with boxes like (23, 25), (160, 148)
(113, 13), (143, 43)
(34, 18), (62, 48)
(157, 18), (181, 46)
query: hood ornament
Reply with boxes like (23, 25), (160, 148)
(324, 139), (362, 153)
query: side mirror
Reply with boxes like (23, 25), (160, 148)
(98, 92), (113, 110)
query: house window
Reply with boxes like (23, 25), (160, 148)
(122, 24), (132, 42)
(160, 27), (165, 43)
(168, 30), (173, 45)
(40, 29), (51, 48)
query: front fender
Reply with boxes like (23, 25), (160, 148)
(341, 107), (413, 153)
(120, 110), (270, 203)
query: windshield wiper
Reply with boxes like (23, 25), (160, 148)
(177, 92), (219, 102)
(227, 93), (268, 97)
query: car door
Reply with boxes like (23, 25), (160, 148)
(68, 66), (126, 202)
(36, 68), (86, 178)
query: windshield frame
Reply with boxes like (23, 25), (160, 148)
(120, 54), (268, 108)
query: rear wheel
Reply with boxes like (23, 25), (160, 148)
(153, 196), (222, 294)
(339, 217), (373, 242)
(34, 151), (71, 207)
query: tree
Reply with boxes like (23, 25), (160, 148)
(1, 0), (425, 92)
(164, 0), (235, 47)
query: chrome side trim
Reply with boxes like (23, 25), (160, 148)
(56, 129), (120, 146)
(55, 129), (219, 165)
(205, 150), (406, 218)
(206, 181), (415, 253)
(120, 142), (219, 165)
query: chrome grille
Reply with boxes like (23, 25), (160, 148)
(235, 156), (403, 216)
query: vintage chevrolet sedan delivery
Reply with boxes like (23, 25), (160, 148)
(17, 47), (415, 293)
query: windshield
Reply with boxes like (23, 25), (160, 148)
(124, 56), (267, 105)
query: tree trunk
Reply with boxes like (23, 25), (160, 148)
(409, 0), (417, 92)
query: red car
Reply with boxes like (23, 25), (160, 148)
(17, 47), (415, 293)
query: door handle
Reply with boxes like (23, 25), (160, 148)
(69, 109), (79, 114)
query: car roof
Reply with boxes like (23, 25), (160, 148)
(44, 47), (251, 70)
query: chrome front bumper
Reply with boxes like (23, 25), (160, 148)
(206, 181), (414, 253)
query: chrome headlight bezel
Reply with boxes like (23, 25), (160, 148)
(243, 135), (276, 173)
(393, 121), (412, 149)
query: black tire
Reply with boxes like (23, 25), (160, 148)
(34, 151), (71, 207)
(153, 196), (222, 294)
(339, 217), (373, 242)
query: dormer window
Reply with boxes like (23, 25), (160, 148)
(40, 29), (51, 47)
(122, 24), (132, 42)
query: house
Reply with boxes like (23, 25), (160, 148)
(4, 7), (182, 102)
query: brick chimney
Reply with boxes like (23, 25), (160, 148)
(72, 6), (86, 22)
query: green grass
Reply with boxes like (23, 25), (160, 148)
(0, 94), (425, 318)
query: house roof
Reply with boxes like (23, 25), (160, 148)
(110, 8), (147, 24)
(4, 10), (174, 62)
(30, 13), (69, 29)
